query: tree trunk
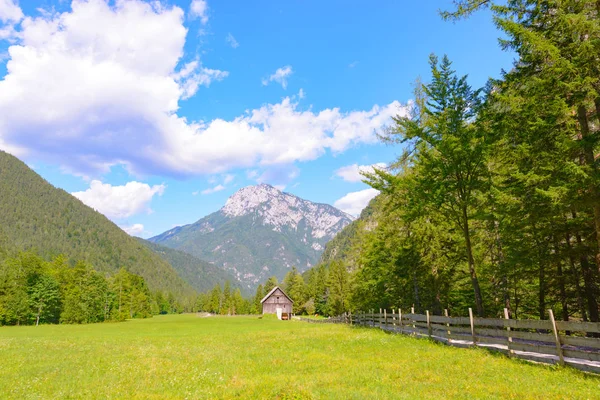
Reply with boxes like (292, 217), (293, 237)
(495, 220), (511, 316)
(538, 259), (546, 320)
(554, 236), (569, 321)
(575, 230), (600, 322)
(577, 104), (600, 274)
(566, 232), (588, 322)
(412, 271), (421, 312)
(462, 206), (484, 317)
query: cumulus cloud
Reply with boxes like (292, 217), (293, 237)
(72, 180), (165, 220)
(0, 0), (406, 179)
(121, 223), (144, 236)
(226, 32), (238, 48)
(190, 0), (208, 24)
(333, 188), (379, 216)
(262, 65), (293, 89)
(0, 0), (23, 23)
(335, 163), (387, 183)
(201, 184), (225, 195)
(0, 0), (23, 40)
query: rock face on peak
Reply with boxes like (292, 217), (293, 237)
(149, 184), (353, 289)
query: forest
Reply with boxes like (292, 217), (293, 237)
(232, 1), (600, 322)
(0, 252), (185, 326)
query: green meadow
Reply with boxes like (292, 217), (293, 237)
(0, 314), (598, 399)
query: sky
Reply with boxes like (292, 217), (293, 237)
(0, 0), (514, 238)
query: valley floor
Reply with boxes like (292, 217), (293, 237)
(0, 315), (598, 399)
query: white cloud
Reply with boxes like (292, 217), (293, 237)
(0, 0), (23, 24)
(349, 61), (358, 68)
(262, 65), (293, 89)
(0, 0), (406, 178)
(121, 223), (144, 236)
(72, 180), (165, 220)
(0, 0), (22, 41)
(190, 0), (208, 24)
(223, 174), (235, 184)
(173, 59), (228, 100)
(201, 184), (225, 195)
(298, 88), (305, 99)
(334, 188), (379, 216)
(226, 32), (238, 48)
(335, 163), (386, 183)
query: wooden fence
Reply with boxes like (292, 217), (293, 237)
(301, 308), (600, 374)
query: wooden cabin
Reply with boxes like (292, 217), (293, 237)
(261, 286), (293, 320)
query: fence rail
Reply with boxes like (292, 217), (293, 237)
(301, 308), (600, 374)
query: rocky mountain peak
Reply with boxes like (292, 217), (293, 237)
(221, 183), (282, 217)
(220, 184), (354, 238)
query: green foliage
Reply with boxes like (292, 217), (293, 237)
(0, 252), (161, 326)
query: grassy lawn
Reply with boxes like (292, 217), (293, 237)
(0, 314), (598, 399)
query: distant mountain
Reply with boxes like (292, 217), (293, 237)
(0, 151), (195, 301)
(137, 238), (241, 294)
(149, 184), (354, 289)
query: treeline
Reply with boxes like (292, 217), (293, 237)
(304, 1), (600, 321)
(0, 252), (185, 326)
(194, 281), (252, 315)
(193, 265), (351, 317)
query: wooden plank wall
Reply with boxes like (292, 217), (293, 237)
(301, 309), (600, 374)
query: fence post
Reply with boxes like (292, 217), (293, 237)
(548, 309), (564, 366)
(379, 308), (382, 328)
(504, 308), (512, 358)
(426, 310), (432, 338)
(399, 308), (403, 332)
(469, 308), (477, 346)
(384, 309), (387, 329)
(392, 309), (395, 328)
(444, 309), (451, 344)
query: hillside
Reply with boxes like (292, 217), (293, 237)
(150, 184), (353, 289)
(0, 151), (194, 299)
(137, 238), (241, 294)
(318, 194), (382, 269)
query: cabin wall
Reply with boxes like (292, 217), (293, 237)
(262, 288), (293, 314)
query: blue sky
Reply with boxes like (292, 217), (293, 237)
(0, 0), (514, 238)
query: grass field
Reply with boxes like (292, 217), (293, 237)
(1, 315), (598, 399)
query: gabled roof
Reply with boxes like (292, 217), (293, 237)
(260, 286), (294, 304)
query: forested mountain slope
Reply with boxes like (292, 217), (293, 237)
(137, 238), (241, 294)
(318, 195), (381, 269)
(0, 151), (194, 300)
